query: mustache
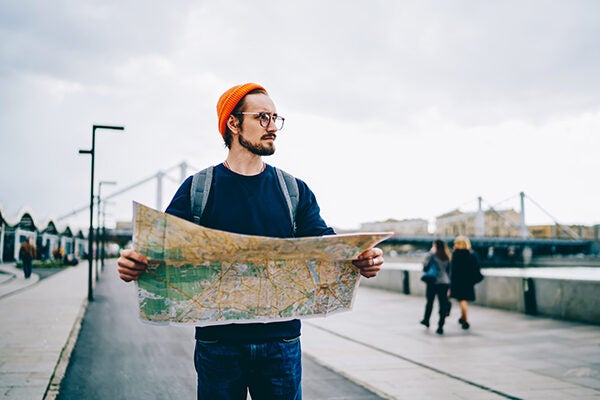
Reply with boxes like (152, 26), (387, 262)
(262, 133), (277, 139)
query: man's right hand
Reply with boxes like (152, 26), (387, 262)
(117, 249), (148, 282)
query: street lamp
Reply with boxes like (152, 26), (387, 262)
(101, 200), (115, 271)
(96, 180), (117, 279)
(79, 124), (124, 301)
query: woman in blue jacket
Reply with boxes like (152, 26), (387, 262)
(420, 239), (451, 335)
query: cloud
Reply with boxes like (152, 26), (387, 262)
(1, 0), (599, 230)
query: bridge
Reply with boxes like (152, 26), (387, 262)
(58, 160), (597, 266)
(383, 235), (594, 266)
(57, 161), (199, 221)
(101, 230), (594, 267)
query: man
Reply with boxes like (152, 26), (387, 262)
(117, 83), (384, 400)
(19, 238), (36, 279)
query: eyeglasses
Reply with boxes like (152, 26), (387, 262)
(237, 112), (285, 131)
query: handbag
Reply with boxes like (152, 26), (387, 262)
(420, 257), (438, 284)
(473, 268), (484, 284)
(470, 252), (484, 284)
(444, 300), (452, 317)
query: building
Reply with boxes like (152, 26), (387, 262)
(529, 224), (600, 240)
(360, 218), (429, 236)
(0, 206), (87, 263)
(435, 208), (522, 237)
(435, 208), (600, 242)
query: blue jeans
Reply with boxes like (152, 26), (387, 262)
(194, 337), (302, 400)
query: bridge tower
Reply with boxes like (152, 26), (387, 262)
(179, 161), (189, 183)
(475, 196), (485, 237)
(519, 191), (528, 238)
(156, 171), (164, 211)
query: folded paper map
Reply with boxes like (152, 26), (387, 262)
(132, 202), (392, 326)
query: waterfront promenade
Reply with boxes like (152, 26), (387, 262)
(0, 261), (599, 399)
(365, 260), (600, 325)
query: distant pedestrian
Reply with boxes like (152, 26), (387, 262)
(450, 235), (483, 330)
(19, 238), (36, 279)
(41, 243), (49, 260)
(420, 239), (451, 335)
(53, 246), (64, 261)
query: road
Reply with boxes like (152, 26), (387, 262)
(57, 262), (384, 399)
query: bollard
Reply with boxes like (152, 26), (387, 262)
(523, 278), (538, 315)
(402, 270), (410, 295)
(522, 246), (533, 266)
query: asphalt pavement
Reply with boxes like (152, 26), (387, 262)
(55, 260), (383, 400)
(0, 260), (599, 399)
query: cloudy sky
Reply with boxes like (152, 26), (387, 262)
(1, 1), (599, 233)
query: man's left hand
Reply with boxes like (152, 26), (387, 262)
(353, 247), (384, 278)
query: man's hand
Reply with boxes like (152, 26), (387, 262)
(117, 249), (148, 282)
(352, 247), (384, 278)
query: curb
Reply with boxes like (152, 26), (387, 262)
(0, 273), (40, 300)
(0, 270), (15, 284)
(43, 297), (89, 400)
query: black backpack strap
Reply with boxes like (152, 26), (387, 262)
(190, 166), (214, 225)
(275, 167), (299, 234)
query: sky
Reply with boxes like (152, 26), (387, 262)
(1, 0), (599, 233)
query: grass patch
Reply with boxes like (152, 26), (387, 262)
(15, 260), (69, 269)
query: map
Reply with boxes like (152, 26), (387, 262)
(132, 202), (392, 326)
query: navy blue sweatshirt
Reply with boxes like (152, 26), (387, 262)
(165, 163), (335, 342)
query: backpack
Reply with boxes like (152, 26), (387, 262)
(189, 166), (299, 234)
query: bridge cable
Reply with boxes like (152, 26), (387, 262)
(524, 194), (580, 239)
(490, 193), (518, 208)
(57, 160), (200, 221)
(480, 197), (533, 237)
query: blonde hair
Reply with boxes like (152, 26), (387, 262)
(453, 235), (471, 250)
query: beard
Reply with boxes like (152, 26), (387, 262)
(238, 134), (275, 156)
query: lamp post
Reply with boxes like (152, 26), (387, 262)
(79, 124), (124, 301)
(101, 200), (115, 271)
(96, 180), (116, 279)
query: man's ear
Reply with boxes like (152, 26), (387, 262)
(227, 115), (240, 134)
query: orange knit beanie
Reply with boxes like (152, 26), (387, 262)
(216, 83), (267, 137)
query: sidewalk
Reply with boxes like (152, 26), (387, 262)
(302, 284), (600, 399)
(0, 261), (598, 399)
(0, 262), (87, 400)
(0, 264), (40, 299)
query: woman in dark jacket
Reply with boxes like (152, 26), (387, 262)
(420, 239), (451, 335)
(450, 235), (482, 330)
